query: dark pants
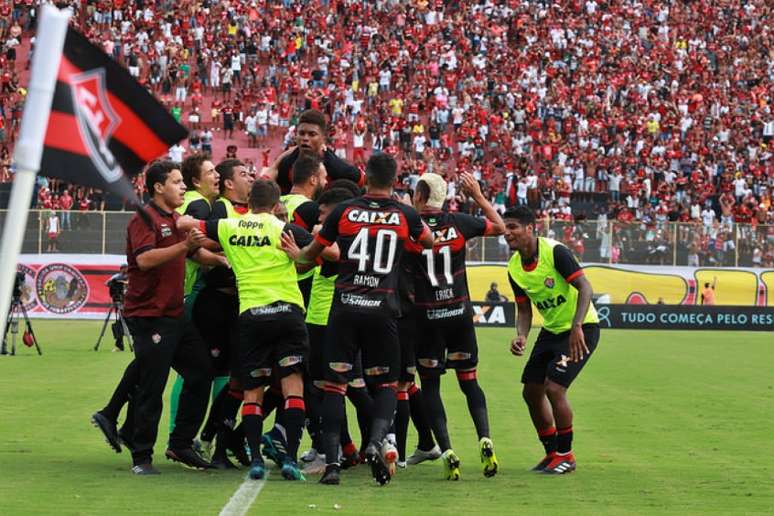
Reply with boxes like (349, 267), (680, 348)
(126, 316), (213, 465)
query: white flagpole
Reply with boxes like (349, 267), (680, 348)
(0, 6), (71, 349)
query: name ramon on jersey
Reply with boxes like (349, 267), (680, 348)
(347, 209), (401, 225)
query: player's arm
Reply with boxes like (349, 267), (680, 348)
(404, 205), (434, 249)
(460, 172), (505, 235)
(509, 274), (531, 357)
(176, 208), (221, 251)
(262, 145), (297, 180)
(282, 206), (343, 264)
(135, 228), (204, 271)
(554, 245), (593, 363)
(191, 245), (229, 268)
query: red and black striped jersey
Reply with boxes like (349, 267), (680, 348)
(316, 195), (430, 317)
(412, 210), (491, 321)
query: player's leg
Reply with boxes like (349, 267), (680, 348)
(167, 322), (215, 469)
(542, 324), (600, 475)
(302, 323), (327, 470)
(235, 311), (271, 479)
(446, 321), (498, 477)
(274, 307), (309, 480)
(361, 316), (400, 485)
(346, 355), (373, 460)
(416, 320), (459, 478)
(92, 358), (139, 453)
(521, 329), (560, 471)
(395, 313), (418, 466)
(405, 382), (440, 465)
(319, 311), (357, 485)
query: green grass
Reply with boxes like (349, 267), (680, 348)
(1, 322), (772, 515)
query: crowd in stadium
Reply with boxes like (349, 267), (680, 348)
(0, 0), (772, 266)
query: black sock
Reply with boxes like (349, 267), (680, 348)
(557, 426), (573, 454)
(395, 390), (410, 461)
(281, 396), (305, 462)
(241, 402), (263, 462)
(538, 427), (558, 455)
(456, 370), (490, 439)
(408, 383), (435, 451)
(304, 383), (324, 451)
(102, 359), (139, 422)
(321, 386), (346, 465)
(346, 386), (373, 452)
(340, 411), (353, 446)
(221, 388), (244, 428)
(420, 376), (451, 451)
(368, 385), (397, 448)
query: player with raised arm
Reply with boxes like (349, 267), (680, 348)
(411, 172), (505, 480)
(504, 206), (600, 475)
(282, 153), (433, 486)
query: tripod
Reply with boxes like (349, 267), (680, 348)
(2, 296), (42, 356)
(94, 300), (133, 352)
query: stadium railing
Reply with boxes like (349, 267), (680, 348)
(1, 210), (770, 268)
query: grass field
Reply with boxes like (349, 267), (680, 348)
(1, 321), (772, 515)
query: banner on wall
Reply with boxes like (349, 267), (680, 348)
(15, 254), (124, 319)
(595, 304), (774, 331)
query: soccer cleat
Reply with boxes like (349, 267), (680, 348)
(227, 430), (250, 466)
(302, 453), (327, 475)
(531, 452), (556, 472)
(165, 447), (214, 470)
(131, 463), (160, 475)
(91, 412), (121, 453)
(406, 445), (442, 465)
(542, 453), (576, 475)
(211, 451), (238, 470)
(397, 461), (407, 469)
(261, 430), (289, 467)
(248, 458), (266, 480)
(479, 437), (499, 478)
(441, 449), (461, 481)
(319, 464), (341, 485)
(340, 442), (360, 469)
(300, 448), (320, 464)
(194, 439), (213, 462)
(381, 439), (399, 465)
(281, 459), (306, 481)
(365, 444), (391, 486)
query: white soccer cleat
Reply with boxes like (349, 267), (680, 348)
(406, 445), (442, 465)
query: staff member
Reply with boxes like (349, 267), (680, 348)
(123, 160), (226, 475)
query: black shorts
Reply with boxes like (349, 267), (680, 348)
(237, 303), (309, 390)
(416, 316), (478, 377)
(521, 324), (600, 388)
(397, 312), (418, 382)
(325, 310), (399, 385)
(192, 288), (239, 375)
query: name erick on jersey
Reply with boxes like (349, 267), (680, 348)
(412, 210), (491, 321)
(315, 195), (430, 316)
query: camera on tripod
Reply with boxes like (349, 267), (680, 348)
(107, 274), (127, 304)
(12, 271), (25, 300)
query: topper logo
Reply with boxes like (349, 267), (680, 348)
(70, 69), (122, 183)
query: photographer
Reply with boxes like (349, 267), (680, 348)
(92, 161), (227, 475)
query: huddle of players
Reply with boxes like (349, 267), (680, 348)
(93, 109), (600, 483)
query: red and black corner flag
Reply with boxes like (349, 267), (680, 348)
(41, 28), (187, 202)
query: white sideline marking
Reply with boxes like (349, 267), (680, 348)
(219, 472), (268, 516)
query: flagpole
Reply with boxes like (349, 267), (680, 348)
(0, 6), (71, 351)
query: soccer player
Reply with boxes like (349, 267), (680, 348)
(264, 109), (365, 194)
(186, 179), (331, 481)
(279, 152), (327, 306)
(283, 153), (433, 486)
(503, 206), (600, 475)
(168, 154), (220, 436)
(191, 159), (253, 468)
(104, 160), (225, 475)
(411, 172), (505, 480)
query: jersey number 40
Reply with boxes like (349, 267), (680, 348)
(348, 228), (398, 274)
